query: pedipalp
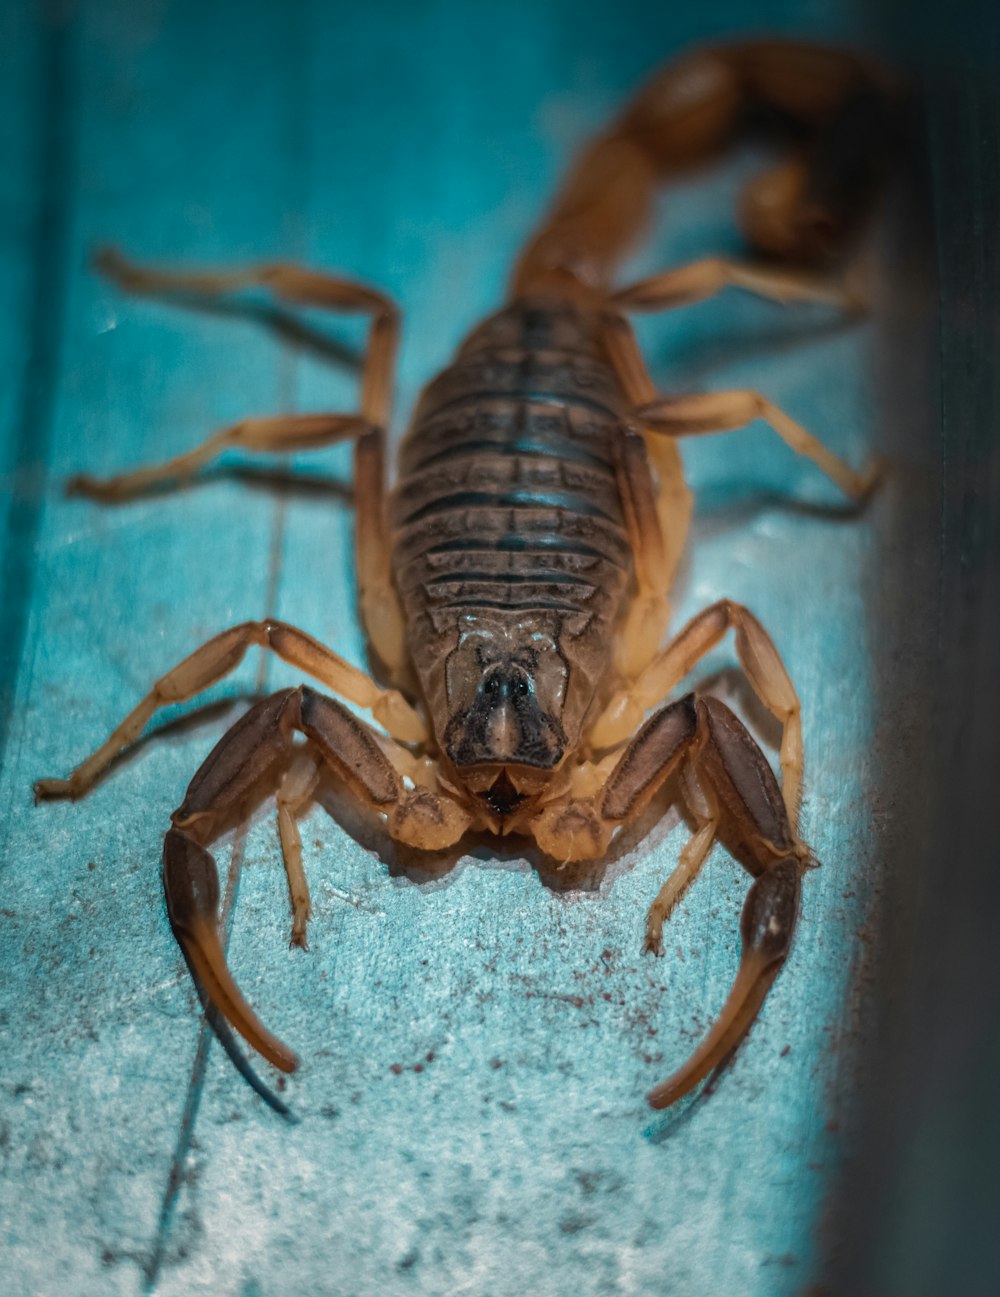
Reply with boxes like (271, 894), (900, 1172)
(164, 684), (469, 1070)
(535, 692), (811, 1106)
(34, 616), (426, 803)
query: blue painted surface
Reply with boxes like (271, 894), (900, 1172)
(1, 3), (884, 1294)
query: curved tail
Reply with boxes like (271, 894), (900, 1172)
(510, 40), (896, 304)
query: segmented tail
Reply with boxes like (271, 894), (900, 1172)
(510, 40), (895, 304)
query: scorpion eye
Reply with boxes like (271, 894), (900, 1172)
(514, 678), (530, 697)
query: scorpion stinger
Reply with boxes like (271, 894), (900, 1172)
(39, 39), (894, 1109)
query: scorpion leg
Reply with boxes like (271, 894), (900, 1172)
(614, 428), (671, 679)
(72, 249), (399, 501)
(276, 751), (321, 948)
(601, 309), (878, 504)
(590, 598), (803, 832)
(71, 249), (408, 677)
(636, 388), (880, 501)
(611, 255), (861, 314)
(92, 247), (399, 424)
(35, 617), (426, 802)
(354, 425), (410, 684)
(70, 412), (368, 502)
(166, 685), (468, 1069)
(642, 766), (718, 956)
(600, 311), (693, 607)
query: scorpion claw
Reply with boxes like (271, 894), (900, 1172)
(647, 956), (780, 1108)
(164, 828), (299, 1074)
(647, 857), (800, 1108)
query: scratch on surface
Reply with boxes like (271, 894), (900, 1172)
(321, 879), (386, 916)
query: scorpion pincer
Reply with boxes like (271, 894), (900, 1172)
(37, 40), (894, 1109)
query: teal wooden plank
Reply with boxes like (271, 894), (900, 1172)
(0, 2), (73, 767)
(1, 3), (890, 1295)
(1, 3), (329, 1292)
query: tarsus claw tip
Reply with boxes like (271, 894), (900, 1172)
(67, 474), (108, 501)
(859, 457), (887, 499)
(91, 245), (122, 274)
(274, 1048), (300, 1075)
(34, 777), (72, 803)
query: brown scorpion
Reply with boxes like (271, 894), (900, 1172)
(36, 40), (892, 1109)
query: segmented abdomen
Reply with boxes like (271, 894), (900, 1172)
(390, 301), (634, 677)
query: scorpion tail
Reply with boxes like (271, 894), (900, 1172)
(510, 39), (895, 304)
(164, 828), (299, 1074)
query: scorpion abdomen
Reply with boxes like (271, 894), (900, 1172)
(391, 299), (635, 756)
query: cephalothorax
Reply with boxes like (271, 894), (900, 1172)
(37, 40), (892, 1108)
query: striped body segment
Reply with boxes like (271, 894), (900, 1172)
(390, 299), (636, 761)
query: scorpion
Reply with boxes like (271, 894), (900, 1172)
(36, 40), (892, 1110)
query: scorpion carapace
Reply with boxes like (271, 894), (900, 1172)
(37, 40), (894, 1109)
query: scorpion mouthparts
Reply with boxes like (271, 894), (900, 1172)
(480, 769), (528, 817)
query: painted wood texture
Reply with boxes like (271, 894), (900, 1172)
(1, 3), (890, 1294)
